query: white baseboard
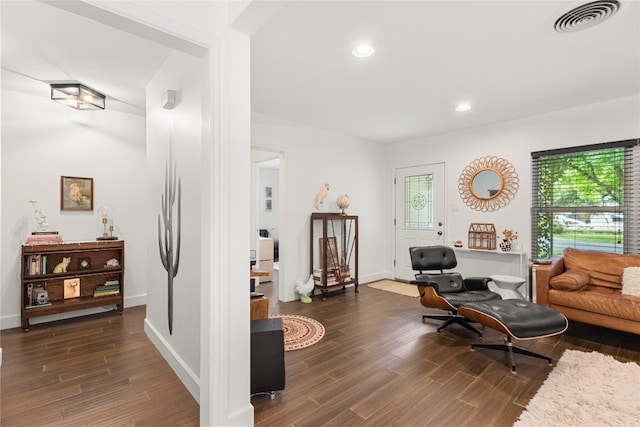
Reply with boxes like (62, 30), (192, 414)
(143, 318), (200, 403)
(359, 272), (389, 284)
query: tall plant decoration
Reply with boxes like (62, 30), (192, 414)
(158, 158), (181, 334)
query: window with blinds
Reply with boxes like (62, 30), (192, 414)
(531, 139), (639, 258)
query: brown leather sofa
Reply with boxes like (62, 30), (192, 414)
(536, 248), (640, 335)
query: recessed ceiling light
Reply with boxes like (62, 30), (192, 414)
(455, 103), (472, 112)
(352, 44), (374, 58)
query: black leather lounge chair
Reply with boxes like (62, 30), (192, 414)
(409, 245), (502, 336)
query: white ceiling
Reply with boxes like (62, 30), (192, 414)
(1, 1), (173, 116)
(2, 1), (639, 143)
(251, 0), (640, 143)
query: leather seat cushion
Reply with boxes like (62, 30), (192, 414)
(443, 290), (501, 307)
(415, 273), (465, 293)
(549, 286), (640, 322)
(461, 300), (568, 339)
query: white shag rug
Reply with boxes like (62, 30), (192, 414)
(515, 349), (640, 427)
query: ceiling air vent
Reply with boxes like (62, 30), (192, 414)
(554, 0), (620, 33)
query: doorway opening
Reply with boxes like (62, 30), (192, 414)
(251, 148), (282, 297)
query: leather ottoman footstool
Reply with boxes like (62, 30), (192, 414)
(458, 299), (568, 372)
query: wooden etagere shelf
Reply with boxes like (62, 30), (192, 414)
(20, 240), (125, 331)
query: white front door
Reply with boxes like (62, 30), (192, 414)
(394, 163), (446, 281)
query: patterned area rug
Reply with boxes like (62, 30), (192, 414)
(515, 350), (640, 426)
(270, 314), (325, 351)
(367, 280), (418, 297)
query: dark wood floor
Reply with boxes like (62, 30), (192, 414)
(2, 282), (639, 426)
(254, 281), (640, 427)
(0, 306), (199, 427)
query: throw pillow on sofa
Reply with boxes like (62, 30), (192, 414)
(622, 267), (640, 297)
(549, 269), (590, 291)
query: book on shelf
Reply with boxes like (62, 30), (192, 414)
(25, 254), (49, 276)
(94, 281), (121, 297)
(25, 232), (63, 245)
(313, 268), (339, 285)
(29, 254), (41, 275)
(93, 289), (120, 297)
(95, 285), (120, 292)
(29, 255), (37, 275)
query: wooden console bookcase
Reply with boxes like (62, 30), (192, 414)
(20, 240), (124, 331)
(310, 213), (358, 300)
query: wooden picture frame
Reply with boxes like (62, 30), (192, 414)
(60, 176), (93, 211)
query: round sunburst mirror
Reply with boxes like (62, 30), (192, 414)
(458, 156), (519, 212)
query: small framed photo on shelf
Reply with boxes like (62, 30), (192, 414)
(78, 257), (91, 270)
(265, 199), (272, 211)
(60, 176), (93, 211)
(64, 278), (80, 299)
(265, 187), (272, 198)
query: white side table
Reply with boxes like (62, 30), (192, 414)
(453, 248), (529, 299)
(490, 275), (526, 299)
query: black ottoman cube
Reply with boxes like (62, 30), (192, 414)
(251, 318), (285, 398)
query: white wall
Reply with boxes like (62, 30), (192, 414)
(144, 50), (203, 399)
(78, 2), (254, 424)
(252, 112), (390, 301)
(0, 69), (147, 329)
(388, 95), (640, 281)
(252, 96), (640, 303)
(102, 3), (254, 424)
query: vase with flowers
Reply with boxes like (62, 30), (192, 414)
(500, 229), (518, 252)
